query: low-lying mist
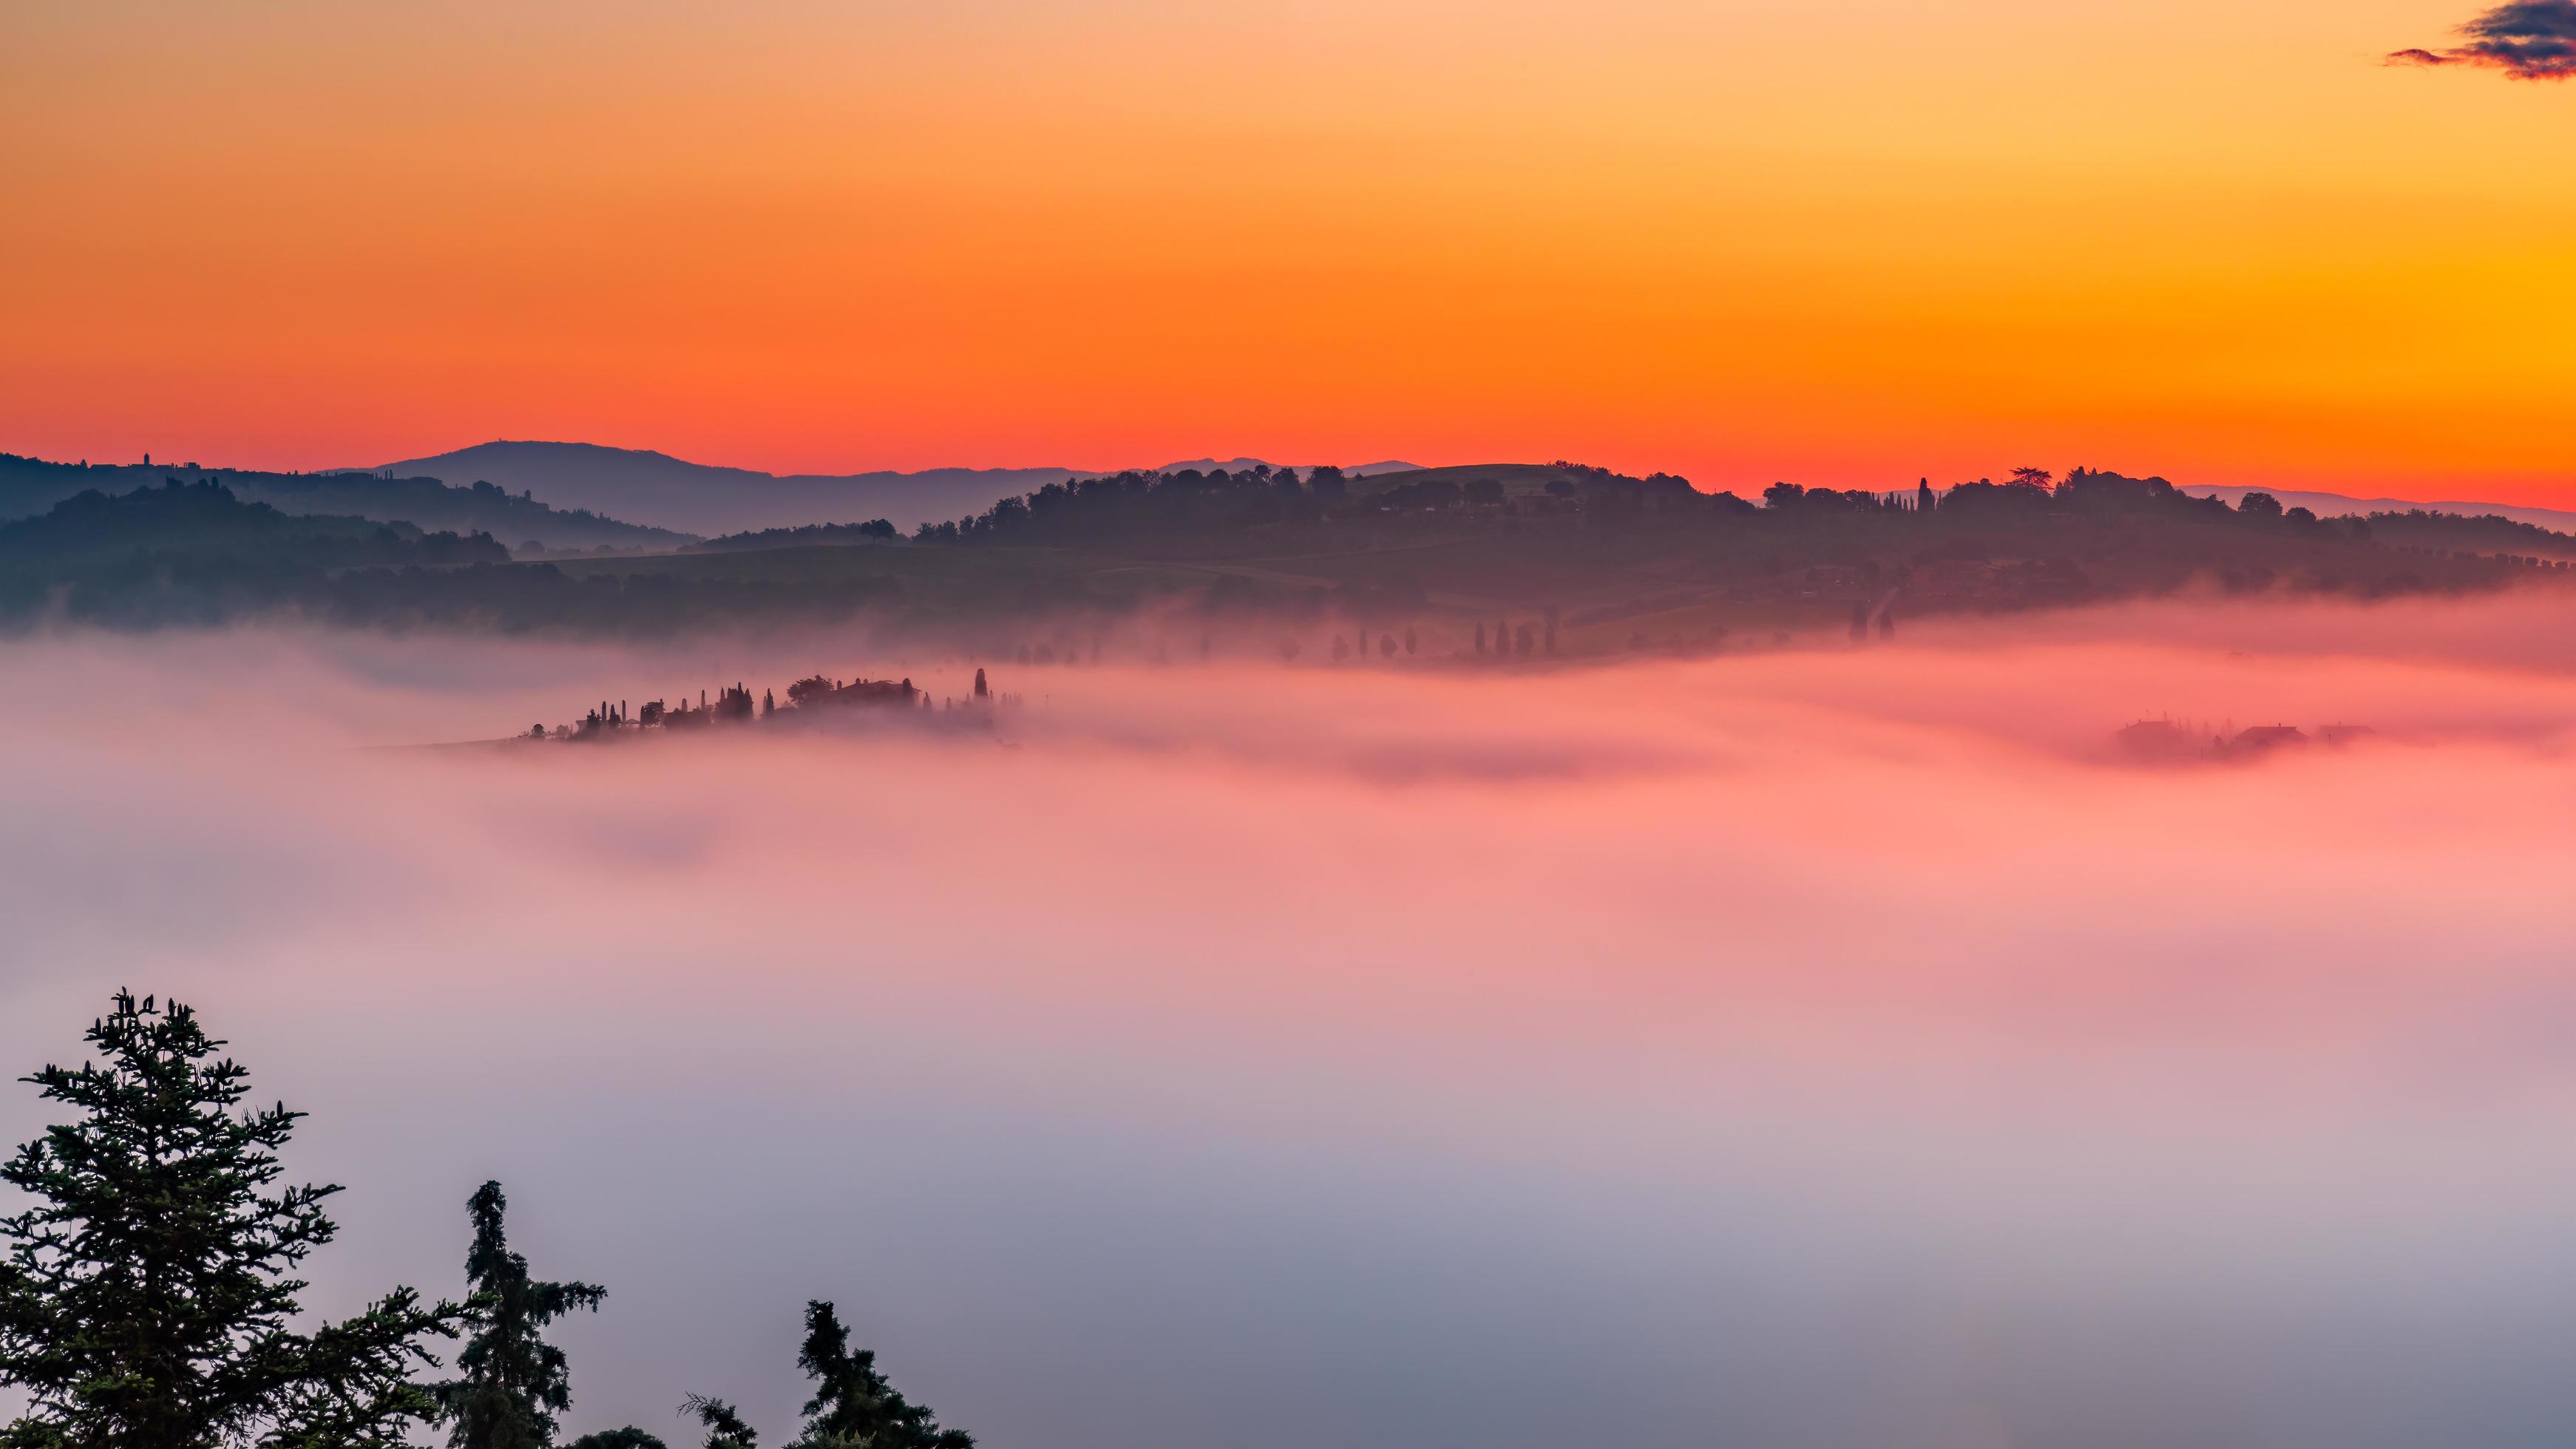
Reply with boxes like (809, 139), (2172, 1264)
(8, 592), (2576, 1448)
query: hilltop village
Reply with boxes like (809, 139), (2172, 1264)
(527, 667), (1020, 742)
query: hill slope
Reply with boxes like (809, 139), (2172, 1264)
(2179, 483), (2576, 534)
(353, 441), (1095, 537)
(0, 454), (691, 552)
(356, 441), (1423, 535)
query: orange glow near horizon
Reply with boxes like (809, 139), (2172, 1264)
(10, 0), (2576, 503)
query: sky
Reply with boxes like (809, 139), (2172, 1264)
(12, 601), (2576, 1445)
(9, 0), (2576, 502)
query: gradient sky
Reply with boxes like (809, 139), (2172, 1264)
(9, 0), (2576, 501)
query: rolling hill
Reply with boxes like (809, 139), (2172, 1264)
(2177, 483), (2576, 534)
(350, 441), (1419, 536)
(0, 454), (692, 553)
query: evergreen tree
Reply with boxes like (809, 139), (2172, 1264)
(433, 1181), (607, 1449)
(565, 1431), (665, 1449)
(0, 991), (456, 1449)
(789, 1301), (970, 1449)
(677, 1398), (754, 1449)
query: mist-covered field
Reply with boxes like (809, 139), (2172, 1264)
(9, 596), (2576, 1448)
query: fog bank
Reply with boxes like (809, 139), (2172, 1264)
(7, 597), (2576, 1448)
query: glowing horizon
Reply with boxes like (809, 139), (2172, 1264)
(10, 0), (2576, 503)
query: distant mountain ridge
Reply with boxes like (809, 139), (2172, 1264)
(2177, 483), (2576, 535)
(343, 441), (1420, 536)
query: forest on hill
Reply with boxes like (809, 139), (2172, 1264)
(0, 453), (694, 554)
(0, 481), (885, 632)
(0, 458), (2568, 645)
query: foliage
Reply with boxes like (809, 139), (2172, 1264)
(432, 1182), (608, 1449)
(679, 1397), (756, 1449)
(0, 991), (457, 1449)
(789, 1301), (970, 1449)
(682, 521), (898, 554)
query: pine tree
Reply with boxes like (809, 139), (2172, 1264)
(678, 1398), (755, 1449)
(0, 991), (457, 1449)
(433, 1181), (607, 1449)
(789, 1301), (970, 1449)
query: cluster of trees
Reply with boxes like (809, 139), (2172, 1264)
(911, 461), (1718, 549)
(2359, 507), (2576, 561)
(0, 993), (972, 1449)
(912, 465), (1355, 544)
(1470, 613), (1556, 659)
(1755, 466), (2384, 537)
(551, 673), (970, 738)
(682, 521), (899, 555)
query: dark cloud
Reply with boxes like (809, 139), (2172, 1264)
(2390, 0), (2576, 78)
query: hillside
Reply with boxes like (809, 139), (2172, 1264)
(13, 457), (2576, 643)
(0, 480), (504, 566)
(2180, 483), (2576, 534)
(0, 480), (880, 633)
(354, 441), (1425, 536)
(353, 441), (1092, 537)
(0, 454), (691, 553)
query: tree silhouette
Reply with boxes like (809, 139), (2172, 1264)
(678, 1397), (755, 1449)
(432, 1182), (607, 1449)
(0, 991), (457, 1449)
(790, 1301), (971, 1449)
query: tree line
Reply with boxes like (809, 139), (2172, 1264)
(0, 994), (971, 1449)
(908, 462), (1718, 548)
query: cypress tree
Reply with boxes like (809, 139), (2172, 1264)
(789, 1301), (970, 1449)
(432, 1181), (607, 1449)
(0, 991), (457, 1449)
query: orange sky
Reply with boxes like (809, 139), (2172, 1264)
(8, 0), (2576, 502)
